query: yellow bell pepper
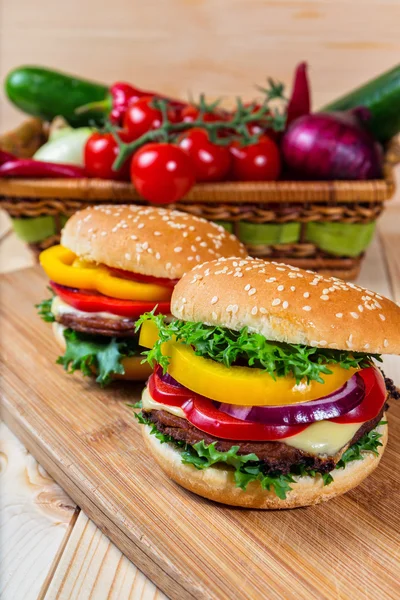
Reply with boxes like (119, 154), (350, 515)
(139, 320), (356, 406)
(39, 245), (172, 302)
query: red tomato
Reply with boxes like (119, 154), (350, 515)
(178, 128), (231, 182)
(84, 132), (131, 180)
(50, 282), (171, 318)
(230, 136), (281, 181)
(180, 105), (228, 124)
(123, 96), (177, 140)
(109, 268), (178, 289)
(131, 143), (195, 204)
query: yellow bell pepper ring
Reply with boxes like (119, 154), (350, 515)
(39, 245), (172, 302)
(139, 320), (357, 406)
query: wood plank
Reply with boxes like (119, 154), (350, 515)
(44, 511), (166, 600)
(0, 423), (77, 600)
(2, 0), (400, 129)
(0, 229), (34, 273)
(1, 266), (400, 600)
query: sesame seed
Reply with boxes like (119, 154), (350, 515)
(142, 241), (149, 250)
(364, 343), (370, 349)
(174, 247), (182, 253)
(303, 292), (310, 298)
(266, 277), (277, 283)
(358, 305), (364, 312)
(379, 314), (386, 321)
(154, 231), (161, 236)
(210, 296), (218, 305)
(384, 339), (389, 348)
(248, 288), (256, 296)
(138, 223), (144, 229)
(290, 286), (296, 292)
(323, 289), (329, 295)
(350, 312), (359, 319)
(303, 306), (311, 311)
(277, 285), (285, 292)
(336, 313), (343, 318)
(212, 311), (217, 320)
(101, 231), (107, 236)
(276, 267), (286, 272)
(125, 253), (131, 260)
(282, 301), (289, 309)
(251, 307), (258, 315)
(272, 299), (281, 306)
(244, 284), (251, 291)
(320, 295), (330, 301)
(130, 235), (137, 240)
(259, 307), (267, 314)
(155, 252), (161, 260)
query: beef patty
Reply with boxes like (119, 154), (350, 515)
(56, 313), (137, 337)
(143, 376), (397, 474)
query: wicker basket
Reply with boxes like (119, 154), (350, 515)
(1, 119), (398, 279)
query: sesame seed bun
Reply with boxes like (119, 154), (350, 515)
(171, 257), (400, 355)
(142, 420), (388, 509)
(61, 205), (247, 279)
(52, 323), (151, 381)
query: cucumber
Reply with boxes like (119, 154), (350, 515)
(239, 222), (301, 245)
(5, 66), (109, 127)
(321, 64), (400, 142)
(213, 220), (233, 233)
(12, 215), (69, 243)
(306, 222), (376, 257)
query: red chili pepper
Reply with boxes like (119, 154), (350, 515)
(50, 282), (171, 318)
(0, 159), (86, 179)
(110, 82), (187, 125)
(0, 150), (16, 165)
(286, 62), (311, 126)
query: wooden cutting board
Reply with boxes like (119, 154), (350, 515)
(2, 266), (400, 600)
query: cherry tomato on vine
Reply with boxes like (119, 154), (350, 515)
(180, 105), (228, 124)
(178, 128), (231, 182)
(123, 96), (177, 140)
(84, 132), (131, 180)
(131, 143), (195, 204)
(230, 136), (281, 181)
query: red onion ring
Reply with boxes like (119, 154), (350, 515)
(214, 374), (365, 425)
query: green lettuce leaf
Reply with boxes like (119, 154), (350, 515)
(136, 412), (386, 500)
(57, 329), (139, 386)
(135, 312), (381, 384)
(36, 294), (55, 323)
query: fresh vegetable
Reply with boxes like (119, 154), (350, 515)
(39, 245), (172, 301)
(0, 159), (86, 178)
(282, 111), (383, 180)
(286, 62), (311, 125)
(230, 137), (281, 181)
(123, 96), (177, 140)
(181, 104), (229, 124)
(33, 127), (93, 166)
(148, 369), (307, 440)
(217, 373), (365, 425)
(130, 143), (195, 204)
(5, 66), (108, 127)
(50, 282), (171, 318)
(84, 132), (131, 180)
(306, 222), (376, 257)
(238, 222), (300, 245)
(321, 64), (400, 142)
(138, 409), (386, 498)
(0, 150), (16, 165)
(331, 366), (386, 424)
(178, 128), (231, 182)
(138, 314), (378, 384)
(56, 327), (140, 386)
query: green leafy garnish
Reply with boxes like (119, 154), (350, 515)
(136, 313), (381, 384)
(57, 329), (139, 386)
(137, 412), (385, 500)
(36, 294), (55, 323)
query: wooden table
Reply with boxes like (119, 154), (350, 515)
(1, 192), (399, 600)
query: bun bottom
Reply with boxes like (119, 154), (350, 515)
(52, 322), (152, 381)
(142, 420), (388, 509)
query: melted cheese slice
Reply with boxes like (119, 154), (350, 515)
(51, 295), (125, 321)
(143, 387), (363, 456)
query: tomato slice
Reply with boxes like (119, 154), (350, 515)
(331, 367), (386, 424)
(148, 367), (307, 440)
(109, 268), (178, 289)
(51, 282), (171, 318)
(147, 365), (386, 441)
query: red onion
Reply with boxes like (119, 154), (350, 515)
(159, 371), (184, 388)
(215, 374), (365, 425)
(282, 111), (383, 180)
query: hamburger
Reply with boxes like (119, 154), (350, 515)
(37, 206), (246, 385)
(136, 257), (400, 508)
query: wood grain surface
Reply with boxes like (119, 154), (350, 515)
(1, 0), (400, 130)
(1, 265), (400, 600)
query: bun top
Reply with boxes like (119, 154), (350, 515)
(61, 205), (247, 279)
(171, 257), (400, 355)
